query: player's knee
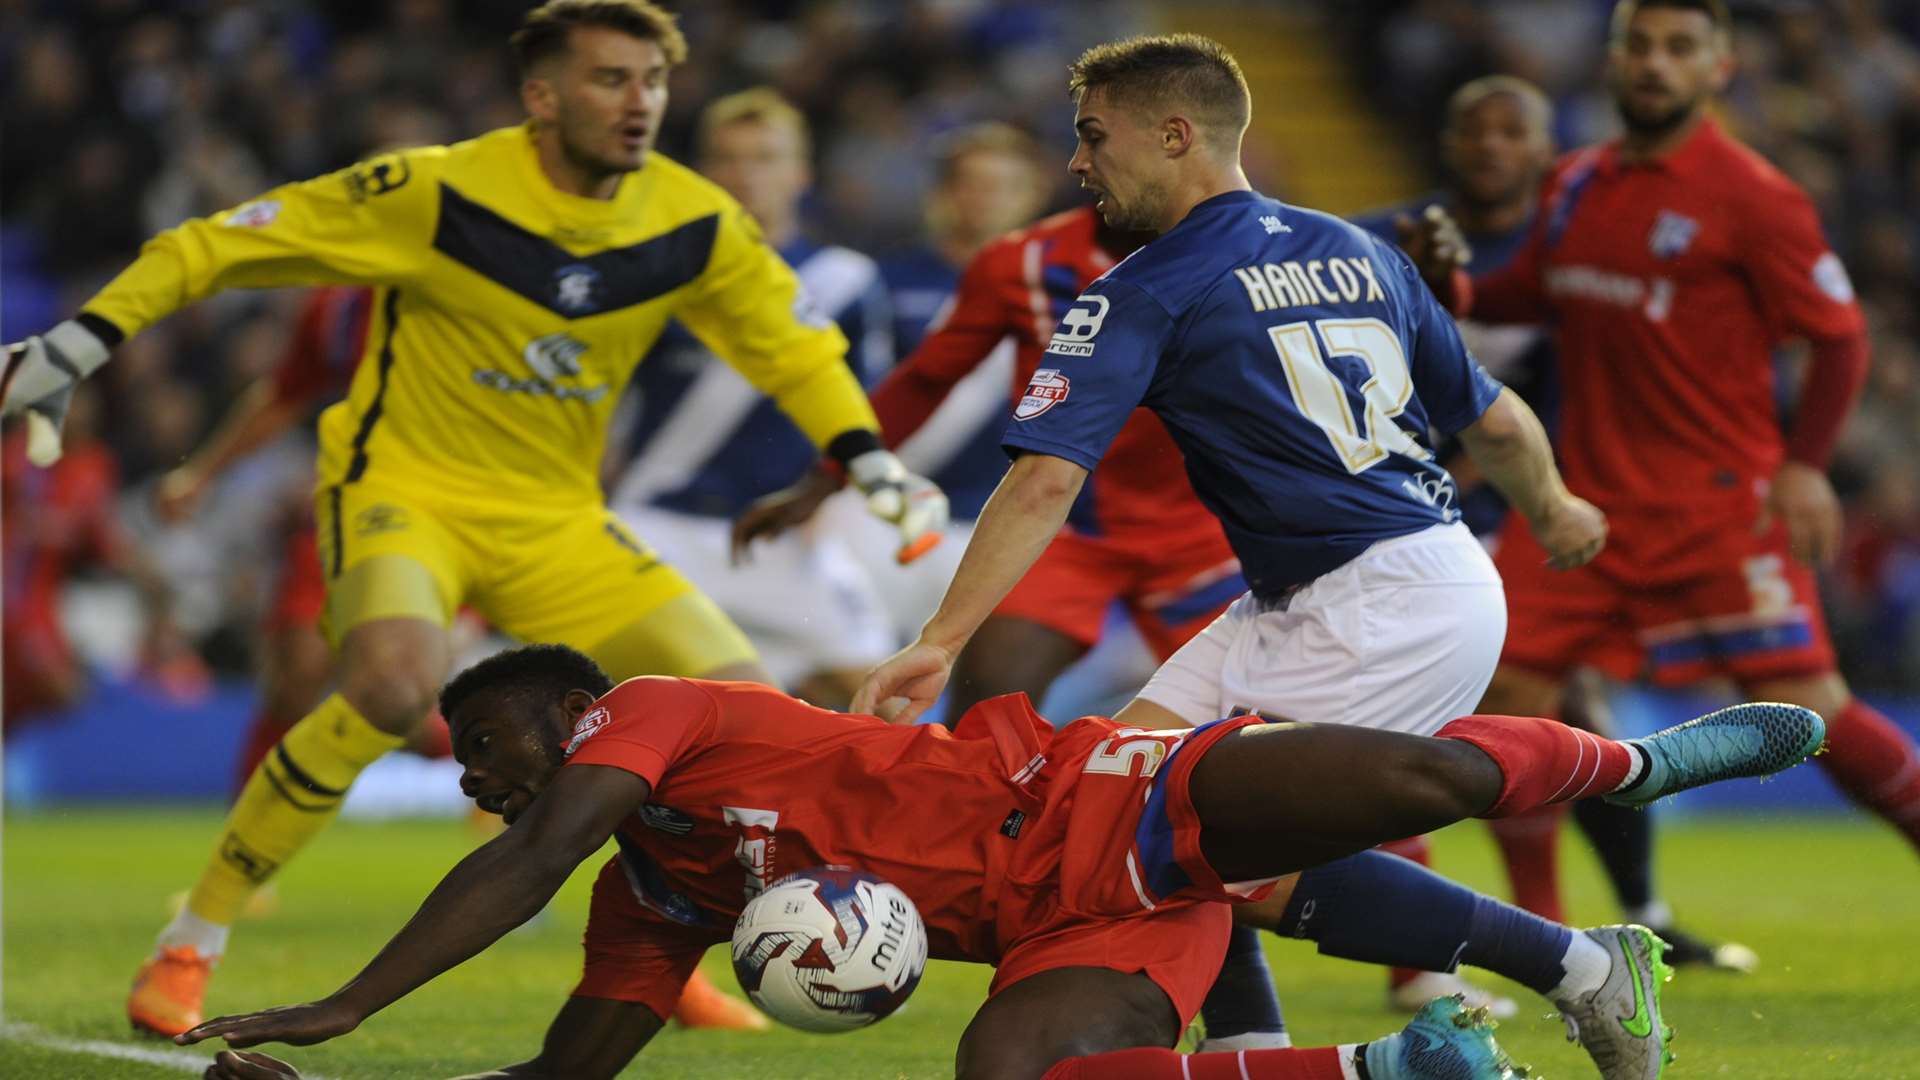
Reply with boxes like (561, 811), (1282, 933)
(338, 642), (447, 735)
(1390, 740), (1493, 823)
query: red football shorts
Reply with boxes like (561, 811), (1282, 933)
(995, 529), (1246, 660)
(989, 715), (1265, 1024)
(575, 856), (710, 1022)
(266, 524), (327, 633)
(1495, 510), (1835, 686)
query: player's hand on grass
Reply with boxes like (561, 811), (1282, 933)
(1530, 492), (1608, 569)
(731, 466), (840, 564)
(1759, 460), (1841, 566)
(848, 449), (949, 564)
(202, 1049), (303, 1080)
(1393, 204), (1473, 288)
(178, 997), (361, 1050)
(852, 640), (956, 725)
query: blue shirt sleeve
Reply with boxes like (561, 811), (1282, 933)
(1377, 238), (1503, 435)
(1001, 277), (1175, 471)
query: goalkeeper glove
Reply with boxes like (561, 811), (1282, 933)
(4, 320), (112, 466)
(847, 448), (948, 564)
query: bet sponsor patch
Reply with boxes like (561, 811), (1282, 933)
(1014, 368), (1070, 421)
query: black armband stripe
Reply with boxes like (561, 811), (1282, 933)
(826, 429), (884, 471)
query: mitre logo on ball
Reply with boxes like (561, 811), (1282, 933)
(1014, 368), (1070, 421)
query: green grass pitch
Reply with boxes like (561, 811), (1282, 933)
(4, 809), (1916, 1078)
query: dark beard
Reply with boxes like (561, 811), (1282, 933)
(1616, 94), (1699, 139)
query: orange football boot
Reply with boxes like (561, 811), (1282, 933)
(127, 946), (214, 1037)
(673, 968), (769, 1031)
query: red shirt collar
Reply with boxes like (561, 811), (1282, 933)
(1597, 113), (1727, 178)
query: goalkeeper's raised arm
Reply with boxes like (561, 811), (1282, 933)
(1, 146), (437, 447)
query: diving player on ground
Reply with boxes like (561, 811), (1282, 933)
(1, 0), (941, 1037)
(178, 644), (1823, 1080)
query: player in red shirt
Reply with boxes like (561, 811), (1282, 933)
(1414, 0), (1920, 918)
(177, 643), (1825, 1080)
(156, 286), (378, 790)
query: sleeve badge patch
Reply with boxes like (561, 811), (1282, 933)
(1014, 368), (1070, 421)
(566, 706), (613, 755)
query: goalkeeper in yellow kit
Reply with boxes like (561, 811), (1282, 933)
(0, 0), (946, 1037)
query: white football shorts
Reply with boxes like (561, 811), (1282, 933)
(1137, 522), (1505, 735)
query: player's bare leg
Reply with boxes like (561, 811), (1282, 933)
(956, 967), (1181, 1080)
(1749, 670), (1920, 856)
(948, 615), (1091, 725)
(1111, 696), (1296, 1048)
(974, 967), (1524, 1080)
(131, 615), (444, 1036)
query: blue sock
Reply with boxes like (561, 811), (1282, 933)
(1198, 926), (1286, 1040)
(1278, 849), (1573, 995)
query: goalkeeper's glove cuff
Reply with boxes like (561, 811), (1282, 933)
(846, 448), (949, 564)
(4, 318), (112, 416)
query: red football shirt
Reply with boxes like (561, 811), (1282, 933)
(870, 207), (1229, 551)
(1471, 117), (1864, 513)
(563, 678), (1110, 987)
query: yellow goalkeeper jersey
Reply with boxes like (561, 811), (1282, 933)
(80, 123), (877, 504)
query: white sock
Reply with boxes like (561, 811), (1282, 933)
(1338, 1043), (1365, 1080)
(1611, 744), (1649, 791)
(1624, 899), (1673, 928)
(156, 909), (229, 958)
(1550, 932), (1612, 1002)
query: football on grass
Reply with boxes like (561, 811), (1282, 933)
(730, 867), (928, 1032)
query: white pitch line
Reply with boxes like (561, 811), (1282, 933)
(0, 1021), (339, 1079)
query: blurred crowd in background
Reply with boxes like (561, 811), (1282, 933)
(8, 0), (1920, 717)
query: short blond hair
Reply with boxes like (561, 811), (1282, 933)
(1067, 34), (1250, 148)
(511, 0), (687, 74)
(697, 86), (812, 160)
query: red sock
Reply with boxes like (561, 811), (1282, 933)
(1437, 714), (1634, 817)
(1041, 1045), (1349, 1080)
(1379, 835), (1432, 990)
(1819, 699), (1920, 853)
(233, 709), (295, 799)
(1486, 804), (1567, 922)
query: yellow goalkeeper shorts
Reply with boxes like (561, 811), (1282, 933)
(314, 476), (757, 679)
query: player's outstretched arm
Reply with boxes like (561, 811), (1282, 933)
(4, 151), (434, 459)
(1456, 387), (1606, 569)
(178, 765), (650, 1054)
(853, 452), (1087, 722)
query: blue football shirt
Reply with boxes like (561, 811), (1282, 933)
(1003, 190), (1502, 599)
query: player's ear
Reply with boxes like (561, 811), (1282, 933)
(1161, 115), (1196, 157)
(562, 688), (599, 719)
(522, 76), (560, 126)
